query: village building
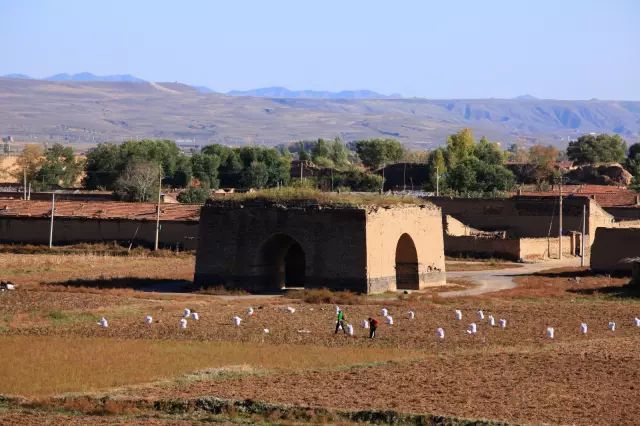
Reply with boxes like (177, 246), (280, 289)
(428, 195), (629, 260)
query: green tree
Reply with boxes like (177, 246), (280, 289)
(445, 128), (475, 166)
(201, 144), (243, 187)
(354, 138), (404, 169)
(311, 138), (332, 165)
(33, 144), (84, 190)
(240, 160), (269, 188)
(446, 157), (478, 193)
(566, 134), (627, 165)
(625, 142), (640, 177)
(474, 137), (504, 165)
(172, 155), (193, 188)
(328, 138), (350, 168)
(475, 162), (515, 192)
(85, 140), (190, 189)
(438, 131), (515, 194)
(177, 186), (210, 204)
(330, 167), (383, 191)
(190, 153), (220, 188)
(84, 143), (121, 189)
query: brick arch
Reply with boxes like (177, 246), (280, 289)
(395, 233), (419, 290)
(258, 233), (306, 290)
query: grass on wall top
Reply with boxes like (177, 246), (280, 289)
(206, 188), (428, 208)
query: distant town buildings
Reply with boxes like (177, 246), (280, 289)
(2, 136), (13, 154)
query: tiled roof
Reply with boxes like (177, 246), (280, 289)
(515, 185), (639, 207)
(0, 199), (201, 221)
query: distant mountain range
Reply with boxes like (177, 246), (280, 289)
(0, 76), (638, 149)
(2, 72), (146, 83)
(1, 73), (398, 99)
(226, 86), (401, 99)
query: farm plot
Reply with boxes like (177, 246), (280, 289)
(1, 252), (640, 425)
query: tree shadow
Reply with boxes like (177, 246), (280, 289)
(568, 282), (640, 299)
(521, 268), (633, 279)
(47, 277), (194, 293)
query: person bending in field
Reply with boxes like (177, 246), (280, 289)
(335, 309), (347, 334)
(368, 317), (378, 339)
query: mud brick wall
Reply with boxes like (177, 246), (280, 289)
(591, 227), (640, 272)
(0, 217), (199, 250)
(365, 205), (445, 292)
(194, 201), (446, 294)
(444, 235), (521, 260)
(519, 236), (574, 260)
(428, 196), (610, 238)
(194, 204), (369, 292)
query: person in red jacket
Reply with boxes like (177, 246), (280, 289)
(368, 317), (378, 339)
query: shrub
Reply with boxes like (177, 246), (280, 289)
(177, 187), (210, 204)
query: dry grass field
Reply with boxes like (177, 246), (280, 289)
(1, 251), (639, 424)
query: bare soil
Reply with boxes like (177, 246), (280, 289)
(1, 254), (640, 425)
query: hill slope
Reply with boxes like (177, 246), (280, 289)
(0, 78), (638, 149)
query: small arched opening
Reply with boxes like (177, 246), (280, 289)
(395, 233), (419, 290)
(259, 233), (306, 290)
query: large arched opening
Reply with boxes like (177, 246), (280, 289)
(258, 233), (306, 290)
(395, 233), (419, 290)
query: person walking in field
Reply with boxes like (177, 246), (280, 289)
(335, 309), (347, 334)
(368, 317), (379, 339)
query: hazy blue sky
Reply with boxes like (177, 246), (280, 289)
(1, 0), (638, 99)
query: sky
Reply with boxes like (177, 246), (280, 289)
(1, 0), (638, 100)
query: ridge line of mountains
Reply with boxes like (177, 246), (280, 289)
(1, 73), (639, 149)
(2, 72), (403, 99)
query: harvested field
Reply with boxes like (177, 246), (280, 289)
(1, 252), (640, 424)
(492, 266), (633, 298)
(0, 252), (194, 292)
(124, 337), (640, 426)
(0, 336), (416, 396)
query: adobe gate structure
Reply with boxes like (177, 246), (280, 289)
(193, 198), (446, 294)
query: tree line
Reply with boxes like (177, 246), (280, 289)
(6, 131), (640, 202)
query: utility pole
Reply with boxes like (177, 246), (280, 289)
(558, 176), (563, 260)
(27, 183), (31, 200)
(300, 161), (303, 181)
(581, 203), (586, 267)
(403, 162), (407, 191)
(436, 166), (440, 197)
(154, 171), (162, 251)
(49, 193), (55, 248)
(330, 169), (334, 192)
(23, 168), (27, 200)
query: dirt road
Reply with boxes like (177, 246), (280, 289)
(442, 257), (582, 297)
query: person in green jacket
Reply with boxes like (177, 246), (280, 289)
(335, 309), (347, 334)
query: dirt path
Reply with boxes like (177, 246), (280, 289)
(442, 257), (582, 297)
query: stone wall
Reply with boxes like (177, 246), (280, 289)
(590, 227), (640, 272)
(0, 217), (199, 249)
